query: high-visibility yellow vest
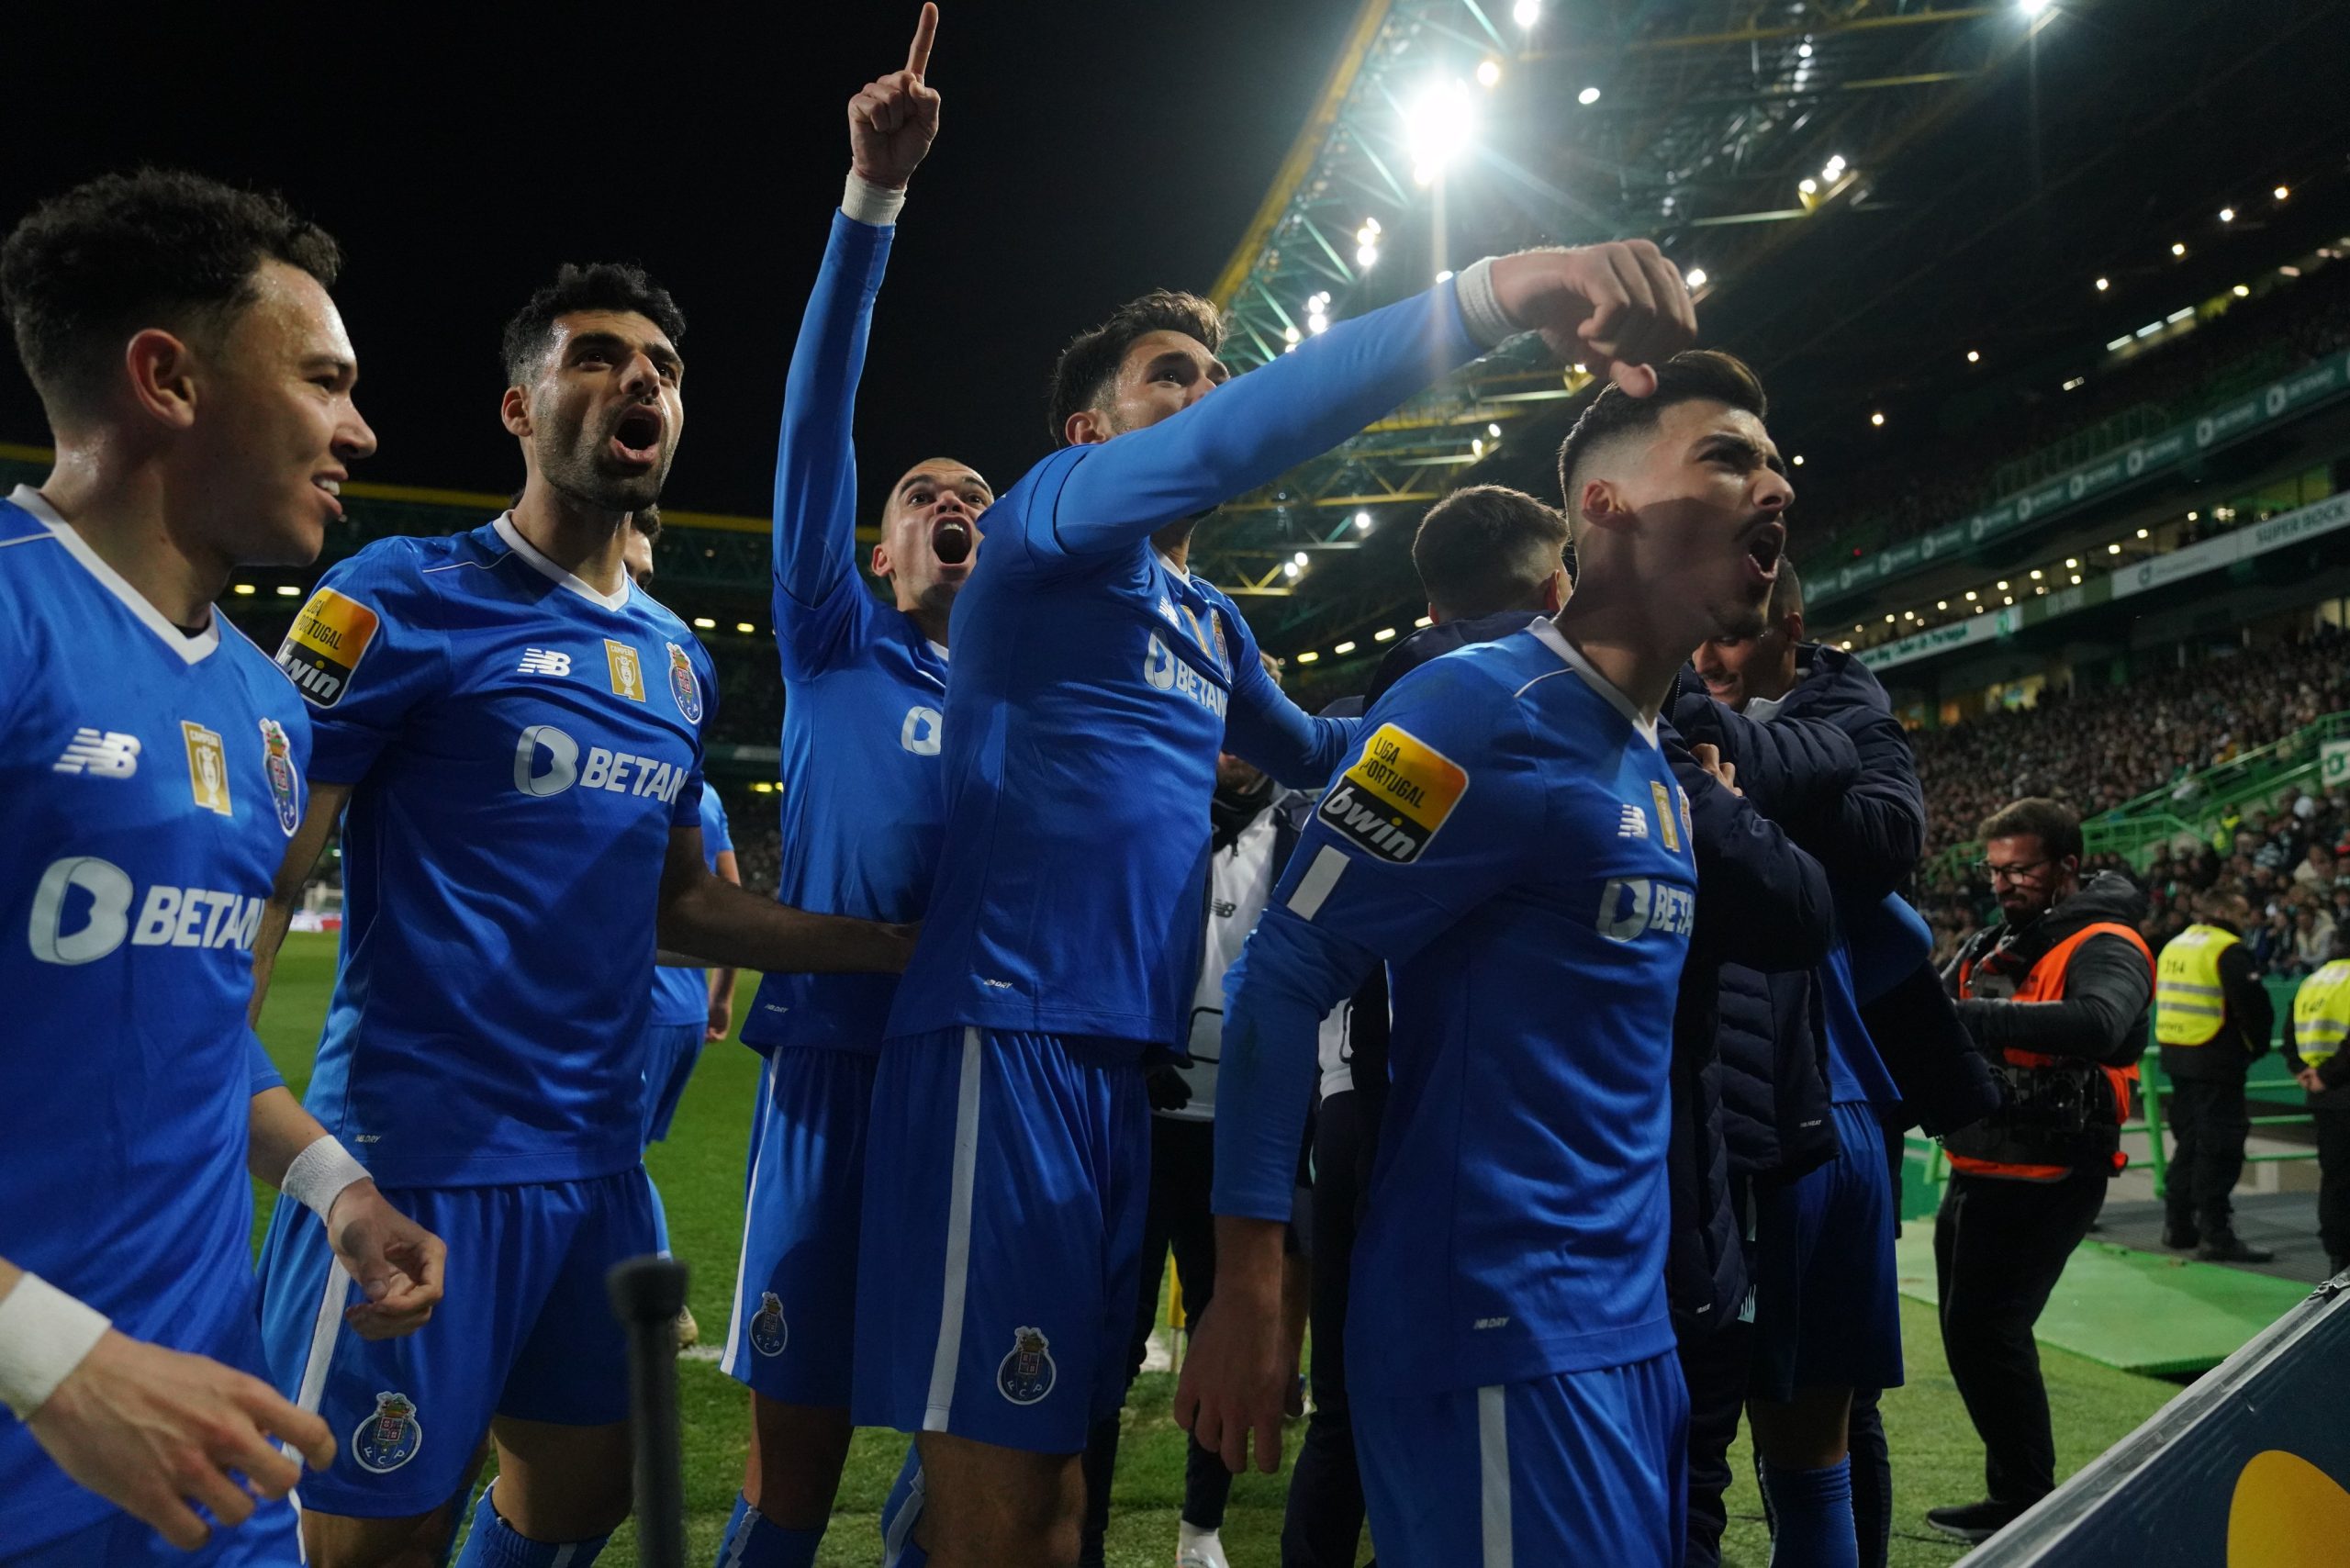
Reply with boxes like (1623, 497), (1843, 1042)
(2155, 924), (2238, 1047)
(2292, 958), (2350, 1067)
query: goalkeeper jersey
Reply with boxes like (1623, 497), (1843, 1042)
(1215, 623), (1695, 1394)
(282, 515), (715, 1187)
(0, 487), (311, 1550)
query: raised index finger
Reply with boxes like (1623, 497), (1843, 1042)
(907, 3), (938, 78)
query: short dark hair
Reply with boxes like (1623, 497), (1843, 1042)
(1978, 797), (2083, 863)
(1047, 290), (1221, 444)
(1412, 485), (1572, 619)
(1555, 350), (1769, 529)
(630, 504), (663, 543)
(1, 169), (341, 416)
(500, 262), (686, 385)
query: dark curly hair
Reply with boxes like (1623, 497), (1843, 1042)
(1047, 289), (1221, 445)
(1, 168), (341, 415)
(499, 262), (686, 385)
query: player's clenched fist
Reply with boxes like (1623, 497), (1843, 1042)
(849, 3), (944, 192)
(28, 1331), (335, 1550)
(1488, 241), (1699, 397)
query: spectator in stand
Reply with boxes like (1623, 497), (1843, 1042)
(2296, 843), (2337, 892)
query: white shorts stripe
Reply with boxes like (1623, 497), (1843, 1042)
(922, 1027), (987, 1431)
(286, 1249), (352, 1453)
(719, 1053), (776, 1381)
(1288, 845), (1351, 921)
(1478, 1383), (1513, 1568)
(881, 1460), (928, 1566)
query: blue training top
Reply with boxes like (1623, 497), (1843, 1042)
(885, 279), (1492, 1050)
(743, 207), (955, 1056)
(283, 515), (716, 1187)
(1216, 624), (1697, 1395)
(0, 488), (311, 1550)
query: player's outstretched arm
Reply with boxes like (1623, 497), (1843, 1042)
(0, 1257), (335, 1550)
(1046, 242), (1695, 558)
(249, 780), (352, 1026)
(773, 5), (942, 640)
(656, 824), (915, 974)
(1224, 633), (1359, 789)
(248, 1089), (446, 1340)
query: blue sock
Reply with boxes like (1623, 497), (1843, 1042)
(1763, 1460), (1857, 1568)
(452, 1485), (610, 1568)
(646, 1169), (672, 1257)
(712, 1492), (823, 1568)
(879, 1444), (928, 1567)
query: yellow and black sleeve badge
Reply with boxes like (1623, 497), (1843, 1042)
(1317, 722), (1470, 864)
(275, 587), (381, 708)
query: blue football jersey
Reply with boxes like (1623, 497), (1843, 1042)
(742, 208), (953, 1056)
(281, 514), (716, 1187)
(0, 487), (312, 1550)
(651, 788), (733, 1025)
(885, 281), (1487, 1051)
(1216, 623), (1697, 1395)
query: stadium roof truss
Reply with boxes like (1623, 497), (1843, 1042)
(1196, 0), (2034, 646)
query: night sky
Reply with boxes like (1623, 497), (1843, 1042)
(0, 3), (1363, 517)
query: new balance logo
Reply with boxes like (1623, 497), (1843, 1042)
(53, 729), (141, 778)
(1617, 803), (1649, 839)
(518, 648), (573, 677)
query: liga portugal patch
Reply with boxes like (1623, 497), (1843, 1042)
(1317, 722), (1470, 864)
(276, 587), (380, 708)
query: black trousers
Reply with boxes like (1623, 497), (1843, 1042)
(1933, 1168), (2107, 1506)
(2317, 1107), (2350, 1271)
(1677, 1315), (1751, 1568)
(2165, 1076), (2251, 1237)
(1080, 1115), (1229, 1566)
(1281, 1089), (1369, 1568)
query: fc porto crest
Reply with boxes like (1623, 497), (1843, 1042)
(352, 1390), (422, 1473)
(750, 1291), (789, 1358)
(666, 642), (703, 724)
(258, 718), (300, 836)
(996, 1326), (1057, 1406)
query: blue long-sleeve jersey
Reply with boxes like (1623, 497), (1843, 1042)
(1214, 625), (1697, 1395)
(886, 279), (1487, 1049)
(742, 208), (952, 1055)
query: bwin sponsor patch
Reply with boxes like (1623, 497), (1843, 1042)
(1318, 723), (1469, 864)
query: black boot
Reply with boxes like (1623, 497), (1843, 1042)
(2197, 1232), (2275, 1263)
(1926, 1499), (2027, 1543)
(2161, 1220), (2200, 1249)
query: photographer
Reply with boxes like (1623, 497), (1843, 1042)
(1930, 799), (2154, 1543)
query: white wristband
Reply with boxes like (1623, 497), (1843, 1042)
(283, 1135), (371, 1222)
(1452, 257), (1516, 351)
(843, 171), (906, 228)
(0, 1272), (112, 1420)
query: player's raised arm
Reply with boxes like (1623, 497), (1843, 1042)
(1223, 628), (1359, 789)
(1041, 243), (1696, 562)
(0, 1255), (336, 1551)
(773, 4), (944, 637)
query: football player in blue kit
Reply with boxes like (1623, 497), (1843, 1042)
(709, 12), (990, 1568)
(245, 263), (915, 1568)
(621, 509), (741, 1326)
(0, 169), (444, 1567)
(1182, 350), (1792, 1567)
(856, 241), (1697, 1565)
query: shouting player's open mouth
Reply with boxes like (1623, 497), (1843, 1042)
(1741, 519), (1786, 588)
(610, 405), (666, 469)
(931, 513), (973, 566)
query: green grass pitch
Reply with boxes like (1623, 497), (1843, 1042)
(253, 932), (2177, 1566)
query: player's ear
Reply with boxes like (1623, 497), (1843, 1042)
(871, 541), (893, 579)
(1542, 566), (1569, 616)
(499, 385), (533, 440)
(1578, 476), (1631, 534)
(124, 328), (198, 431)
(1064, 406), (1111, 447)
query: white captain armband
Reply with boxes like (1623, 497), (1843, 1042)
(282, 1135), (372, 1223)
(0, 1271), (112, 1419)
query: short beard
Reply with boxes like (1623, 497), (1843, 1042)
(539, 420), (667, 514)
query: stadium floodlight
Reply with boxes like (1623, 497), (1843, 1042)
(2275, 185), (2290, 201)
(1512, 0), (1540, 28)
(1404, 80), (1478, 183)
(2094, 276), (2109, 291)
(1487, 422), (1503, 438)
(1685, 267), (1708, 289)
(1966, 350), (1981, 364)
(1997, 580), (2010, 590)
(275, 584), (299, 596)
(1797, 40), (1813, 59)
(1937, 600), (1949, 610)
(1335, 640), (1357, 655)
(2186, 511), (2198, 521)
(2019, 0), (2051, 15)
(2070, 574), (2082, 585)
(2232, 283), (2250, 297)
(1357, 242), (1380, 268)
(1476, 59), (1502, 88)
(1308, 309), (1329, 334)
(2137, 528), (2150, 538)
(1296, 650), (1318, 664)
(1283, 324), (1302, 344)
(2029, 568), (2043, 580)
(1577, 85), (1602, 106)
(2108, 543), (2122, 554)
(1870, 411), (1885, 427)
(1791, 454), (1805, 466)
(1799, 178), (1818, 196)
(1357, 217), (1382, 243)
(692, 616), (716, 629)
(735, 622), (755, 633)
(1354, 510), (1374, 532)
(2219, 207), (2235, 222)
(2065, 557), (2079, 568)
(1965, 590), (1979, 600)
(1885, 614), (1896, 624)
(1375, 628), (1398, 642)
(2170, 241), (2187, 257)
(233, 583), (256, 595)
(1283, 561), (1301, 580)
(1416, 616), (1433, 628)
(1293, 551), (1309, 567)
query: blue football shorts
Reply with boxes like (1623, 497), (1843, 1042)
(255, 1168), (655, 1518)
(719, 1046), (879, 1407)
(1751, 1100), (1905, 1404)
(643, 1020), (707, 1146)
(851, 1026), (1149, 1455)
(1355, 1352), (1689, 1567)
(3, 1498), (299, 1568)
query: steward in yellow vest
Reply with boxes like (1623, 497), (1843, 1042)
(2284, 942), (2350, 1275)
(2154, 895), (2276, 1261)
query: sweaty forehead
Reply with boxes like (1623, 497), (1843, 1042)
(1672, 399), (1777, 458)
(550, 309), (678, 361)
(243, 259), (353, 363)
(897, 459), (990, 494)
